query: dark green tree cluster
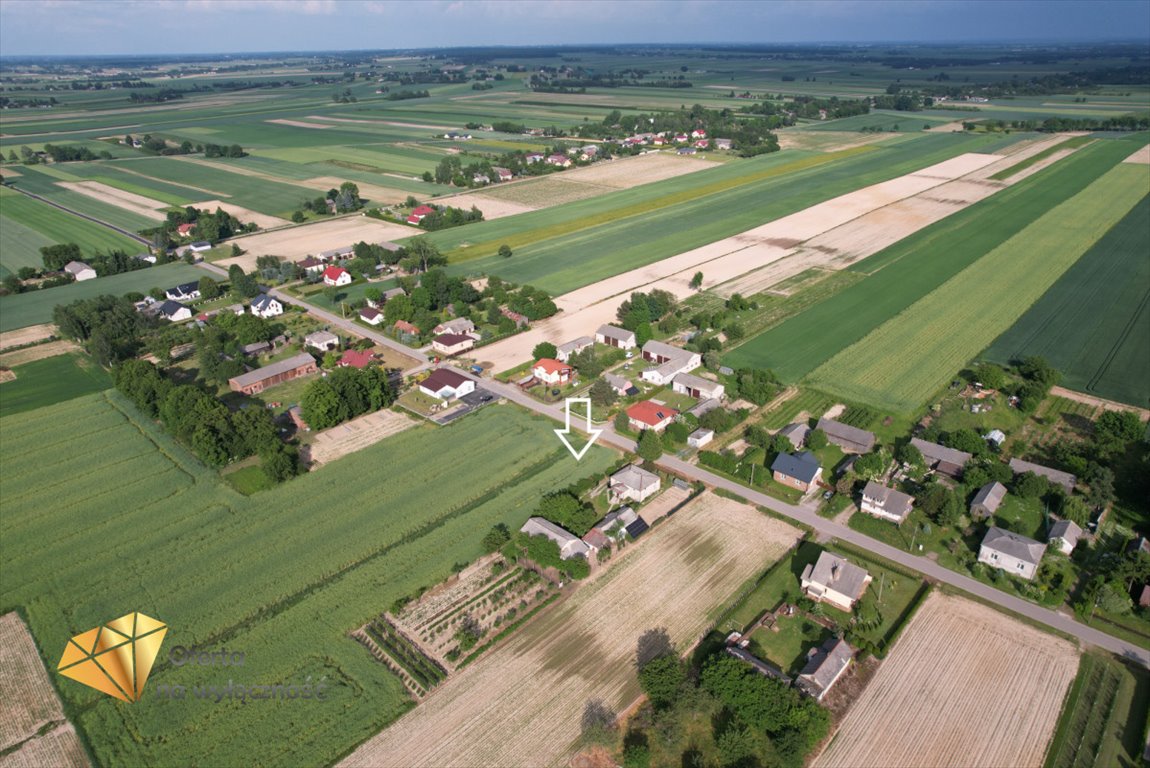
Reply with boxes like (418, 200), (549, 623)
(53, 295), (149, 366)
(41, 143), (98, 162)
(300, 365), (395, 430)
(195, 312), (283, 385)
(203, 143), (246, 158)
(416, 204), (485, 232)
(730, 368), (781, 406)
(503, 531), (590, 580)
(535, 491), (599, 536)
(616, 290), (676, 332)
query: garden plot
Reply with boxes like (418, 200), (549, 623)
(220, 216), (416, 266)
(477, 176), (611, 208)
(304, 408), (419, 467)
(815, 593), (1078, 768)
(193, 199), (290, 230)
(339, 493), (802, 768)
(0, 612), (89, 768)
(55, 180), (166, 221)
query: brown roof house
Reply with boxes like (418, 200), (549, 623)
(970, 481), (1008, 519)
(816, 418), (876, 454)
(911, 438), (972, 478)
(801, 552), (871, 612)
(978, 526), (1045, 581)
(859, 482), (915, 524)
(431, 333), (475, 357)
(796, 637), (854, 701)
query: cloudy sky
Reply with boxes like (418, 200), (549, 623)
(1, 0), (1147, 57)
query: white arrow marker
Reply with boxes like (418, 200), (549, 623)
(554, 397), (602, 461)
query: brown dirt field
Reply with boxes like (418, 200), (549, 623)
(304, 176), (411, 205)
(308, 115), (457, 131)
(220, 216), (416, 266)
(428, 192), (538, 220)
(265, 118), (333, 129)
(304, 408), (418, 466)
(0, 324), (55, 351)
(339, 493), (802, 768)
(0, 723), (89, 768)
(0, 613), (87, 768)
(193, 200), (290, 230)
(478, 176), (610, 208)
(1123, 144), (1150, 164)
(1050, 386), (1150, 421)
(0, 167), (22, 177)
(636, 484), (691, 525)
(0, 340), (79, 367)
(558, 153), (717, 189)
(55, 181), (166, 220)
(814, 593), (1078, 768)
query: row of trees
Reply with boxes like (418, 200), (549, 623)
(300, 366), (395, 430)
(114, 359), (299, 481)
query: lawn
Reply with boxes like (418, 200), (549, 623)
(805, 161), (1149, 413)
(0, 393), (617, 768)
(984, 192), (1150, 408)
(0, 263), (206, 332)
(724, 137), (1142, 380)
(0, 353), (111, 417)
(1044, 652), (1150, 768)
(0, 186), (144, 259)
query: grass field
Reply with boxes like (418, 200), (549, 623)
(724, 137), (1143, 382)
(1044, 653), (1150, 768)
(805, 161), (1149, 412)
(0, 353), (111, 418)
(0, 263), (205, 332)
(989, 135), (1095, 180)
(0, 186), (143, 264)
(0, 394), (616, 767)
(984, 194), (1150, 407)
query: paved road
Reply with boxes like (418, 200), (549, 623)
(196, 262), (433, 373)
(456, 368), (1150, 669)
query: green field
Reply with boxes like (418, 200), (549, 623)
(0, 186), (143, 266)
(0, 353), (111, 418)
(0, 394), (615, 767)
(805, 162), (1149, 412)
(985, 194), (1150, 407)
(1044, 653), (1150, 768)
(0, 263), (205, 332)
(988, 135), (1095, 180)
(723, 137), (1144, 381)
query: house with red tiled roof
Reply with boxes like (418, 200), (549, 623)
(322, 266), (351, 286)
(691, 129), (707, 139)
(393, 320), (420, 338)
(338, 349), (374, 369)
(546, 154), (571, 168)
(501, 307), (529, 327)
(407, 205), (436, 225)
(532, 358), (573, 385)
(626, 400), (678, 433)
(176, 222), (195, 238)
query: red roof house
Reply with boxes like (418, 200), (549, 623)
(626, 400), (679, 433)
(322, 266), (352, 286)
(338, 349), (374, 369)
(176, 223), (195, 237)
(394, 320), (420, 336)
(532, 358), (573, 385)
(407, 205), (436, 224)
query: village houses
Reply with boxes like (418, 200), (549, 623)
(800, 552), (871, 611)
(978, 526), (1046, 581)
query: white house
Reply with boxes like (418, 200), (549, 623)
(626, 400), (678, 433)
(595, 324), (636, 349)
(322, 266), (352, 287)
(249, 294), (284, 319)
(165, 281), (201, 302)
(978, 526), (1045, 581)
(796, 638), (853, 701)
(859, 482), (915, 524)
(157, 300), (192, 323)
(671, 372), (725, 401)
(189, 241), (212, 253)
(359, 307), (384, 326)
(609, 464), (661, 504)
(64, 261), (97, 281)
(556, 336), (594, 363)
(532, 358), (573, 385)
(640, 340), (701, 385)
(304, 331), (340, 351)
(687, 428), (714, 449)
(800, 552), (871, 611)
(431, 334), (475, 356)
(419, 368), (475, 400)
(433, 317), (476, 337)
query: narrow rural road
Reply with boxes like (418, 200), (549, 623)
(460, 369), (1150, 669)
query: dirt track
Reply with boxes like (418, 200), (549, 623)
(338, 493), (801, 768)
(814, 592), (1078, 768)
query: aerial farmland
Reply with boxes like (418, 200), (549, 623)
(1, 13), (1148, 768)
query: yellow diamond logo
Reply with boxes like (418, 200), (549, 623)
(57, 612), (167, 702)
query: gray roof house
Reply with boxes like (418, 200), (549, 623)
(911, 438), (972, 478)
(970, 481), (1008, 519)
(556, 336), (594, 363)
(63, 260), (97, 281)
(520, 517), (590, 560)
(796, 637), (854, 701)
(859, 482), (915, 524)
(672, 371), (725, 401)
(595, 324), (637, 349)
(609, 464), (661, 504)
(1049, 520), (1084, 555)
(604, 373), (637, 396)
(816, 418), (876, 454)
(978, 526), (1045, 581)
(801, 552), (871, 611)
(1009, 458), (1077, 493)
(779, 422), (811, 450)
(305, 330), (340, 351)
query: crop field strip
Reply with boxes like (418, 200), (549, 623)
(989, 135), (1095, 180)
(0, 263), (205, 332)
(3, 166), (163, 232)
(0, 395), (617, 767)
(805, 160), (1149, 412)
(815, 593), (1079, 768)
(984, 193), (1150, 407)
(339, 493), (803, 768)
(0, 353), (112, 418)
(724, 137), (1142, 380)
(0, 185), (144, 261)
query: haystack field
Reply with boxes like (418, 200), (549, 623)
(815, 593), (1079, 768)
(0, 612), (89, 768)
(339, 493), (802, 768)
